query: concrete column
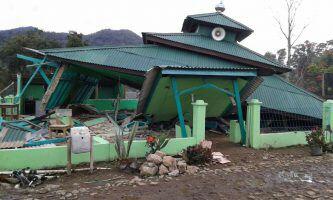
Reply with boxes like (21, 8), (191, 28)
(192, 100), (207, 144)
(322, 100), (333, 143)
(15, 74), (22, 114)
(229, 120), (242, 143)
(247, 99), (262, 149)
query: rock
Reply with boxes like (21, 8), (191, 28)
(0, 182), (12, 189)
(150, 181), (159, 186)
(129, 161), (140, 171)
(158, 164), (169, 175)
(105, 183), (111, 188)
(56, 190), (67, 196)
(65, 193), (72, 198)
(130, 176), (143, 184)
(155, 151), (166, 158)
(186, 165), (199, 174)
(45, 184), (60, 191)
(78, 188), (88, 193)
(306, 191), (316, 196)
(326, 189), (333, 194)
(168, 169), (180, 177)
(163, 156), (177, 171)
(177, 160), (187, 174)
(140, 162), (158, 176)
(200, 140), (212, 149)
(72, 190), (79, 195)
(147, 154), (163, 165)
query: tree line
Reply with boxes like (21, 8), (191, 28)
(0, 30), (88, 89)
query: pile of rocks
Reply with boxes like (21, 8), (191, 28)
(139, 151), (199, 177)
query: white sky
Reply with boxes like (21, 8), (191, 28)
(0, 0), (332, 54)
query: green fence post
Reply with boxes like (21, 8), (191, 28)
(192, 100), (207, 144)
(322, 100), (333, 143)
(247, 99), (262, 149)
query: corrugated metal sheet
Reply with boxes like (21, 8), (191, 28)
(146, 33), (285, 69)
(185, 12), (252, 31)
(247, 75), (323, 119)
(42, 45), (256, 72)
(0, 127), (27, 149)
(44, 69), (99, 110)
(182, 12), (253, 41)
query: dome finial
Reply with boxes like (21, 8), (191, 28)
(215, 1), (225, 13)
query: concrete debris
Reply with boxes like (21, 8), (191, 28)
(212, 152), (231, 164)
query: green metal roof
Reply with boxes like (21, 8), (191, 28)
(42, 45), (256, 72)
(247, 75), (323, 119)
(182, 12), (253, 41)
(144, 33), (287, 72)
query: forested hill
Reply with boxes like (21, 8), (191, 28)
(0, 26), (142, 47)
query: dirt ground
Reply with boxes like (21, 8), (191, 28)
(1, 133), (333, 200)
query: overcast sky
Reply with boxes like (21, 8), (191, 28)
(1, 0), (332, 54)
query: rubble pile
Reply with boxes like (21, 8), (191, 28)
(139, 151), (199, 177)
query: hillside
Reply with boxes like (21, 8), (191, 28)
(0, 27), (142, 47)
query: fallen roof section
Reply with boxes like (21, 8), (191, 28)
(246, 75), (323, 119)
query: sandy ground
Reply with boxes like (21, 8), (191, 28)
(1, 133), (333, 200)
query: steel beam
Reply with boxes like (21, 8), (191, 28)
(171, 77), (187, 138)
(233, 79), (247, 145)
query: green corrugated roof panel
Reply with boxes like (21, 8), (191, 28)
(145, 33), (285, 69)
(42, 45), (256, 72)
(247, 75), (323, 119)
(182, 12), (253, 41)
(43, 45), (181, 72)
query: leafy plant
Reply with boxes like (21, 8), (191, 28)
(183, 145), (212, 165)
(306, 128), (326, 148)
(107, 114), (137, 160)
(146, 133), (170, 154)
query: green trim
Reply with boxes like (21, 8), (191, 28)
(16, 54), (59, 68)
(162, 69), (257, 77)
(179, 82), (234, 97)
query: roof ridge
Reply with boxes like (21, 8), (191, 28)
(272, 75), (324, 102)
(188, 12), (253, 31)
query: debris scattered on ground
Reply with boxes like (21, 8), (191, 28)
(212, 152), (231, 164)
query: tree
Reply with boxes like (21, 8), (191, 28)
(0, 29), (60, 73)
(273, 0), (308, 68)
(264, 52), (277, 62)
(66, 31), (89, 47)
(277, 49), (287, 64)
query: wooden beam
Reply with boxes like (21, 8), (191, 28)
(40, 65), (66, 111)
